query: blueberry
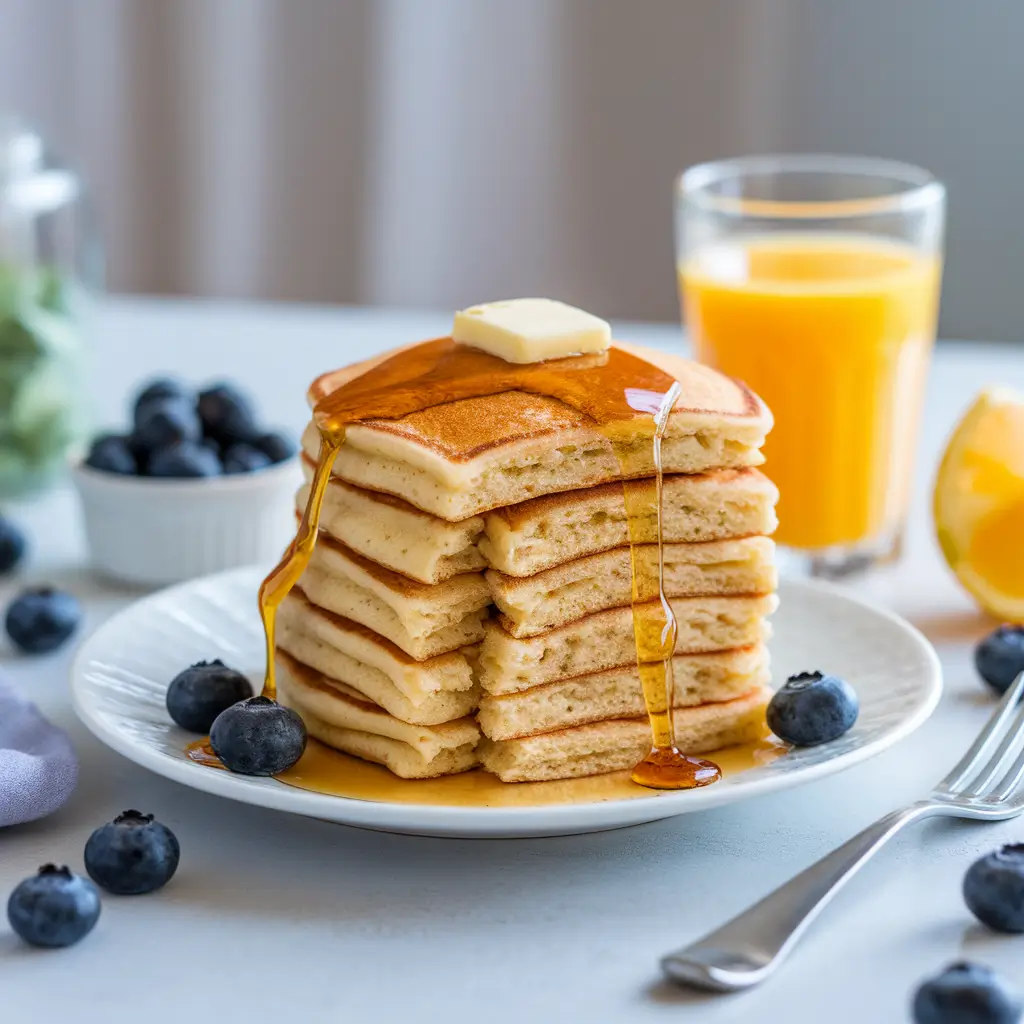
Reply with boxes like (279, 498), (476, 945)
(767, 671), (859, 747)
(132, 396), (201, 452)
(975, 626), (1024, 695)
(964, 844), (1024, 933)
(0, 515), (27, 574)
(7, 864), (101, 948)
(132, 377), (189, 421)
(84, 434), (138, 475)
(84, 809), (180, 895)
(166, 659), (254, 733)
(210, 695), (307, 775)
(252, 431), (297, 464)
(147, 441), (221, 479)
(222, 443), (272, 475)
(127, 433), (150, 473)
(6, 587), (81, 654)
(197, 383), (258, 446)
(913, 961), (1021, 1024)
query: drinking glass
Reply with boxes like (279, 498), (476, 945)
(676, 155), (945, 577)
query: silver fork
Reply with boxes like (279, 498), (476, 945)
(661, 671), (1024, 993)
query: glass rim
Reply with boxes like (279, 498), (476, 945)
(677, 154), (945, 220)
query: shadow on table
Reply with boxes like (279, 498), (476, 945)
(645, 978), (731, 1007)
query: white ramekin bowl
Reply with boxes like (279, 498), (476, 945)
(72, 456), (302, 587)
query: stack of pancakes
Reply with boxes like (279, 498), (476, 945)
(275, 341), (778, 782)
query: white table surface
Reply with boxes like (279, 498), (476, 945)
(2, 296), (1023, 1023)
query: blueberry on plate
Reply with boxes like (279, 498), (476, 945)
(147, 441), (221, 479)
(166, 659), (254, 733)
(197, 383), (258, 446)
(85, 434), (137, 476)
(766, 671), (859, 747)
(252, 431), (297, 464)
(0, 515), (27, 574)
(84, 810), (180, 895)
(964, 844), (1024, 933)
(132, 377), (189, 421)
(222, 443), (272, 475)
(913, 961), (1021, 1024)
(132, 396), (201, 452)
(6, 587), (81, 654)
(976, 626), (1024, 695)
(7, 864), (101, 948)
(210, 695), (307, 776)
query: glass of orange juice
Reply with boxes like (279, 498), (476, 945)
(677, 155), (945, 576)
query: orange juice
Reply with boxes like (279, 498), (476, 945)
(681, 235), (941, 551)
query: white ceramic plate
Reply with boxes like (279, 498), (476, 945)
(72, 568), (941, 838)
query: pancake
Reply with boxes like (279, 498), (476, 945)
(298, 472), (486, 584)
(488, 536), (777, 637)
(477, 644), (769, 740)
(478, 686), (771, 782)
(479, 593), (778, 694)
(299, 532), (489, 658)
(277, 589), (475, 704)
(302, 341), (771, 521)
(481, 468), (778, 576)
(277, 653), (479, 779)
(277, 615), (478, 726)
(304, 465), (778, 587)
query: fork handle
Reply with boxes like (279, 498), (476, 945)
(661, 801), (939, 992)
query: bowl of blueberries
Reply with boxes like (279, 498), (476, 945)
(73, 377), (300, 586)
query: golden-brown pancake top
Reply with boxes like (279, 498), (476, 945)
(307, 340), (767, 464)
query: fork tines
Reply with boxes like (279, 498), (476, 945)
(937, 671), (1024, 803)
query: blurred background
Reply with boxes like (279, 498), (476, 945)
(2, 0), (1019, 338)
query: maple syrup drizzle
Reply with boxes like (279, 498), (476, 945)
(193, 339), (726, 791)
(620, 383), (721, 789)
(258, 435), (341, 701)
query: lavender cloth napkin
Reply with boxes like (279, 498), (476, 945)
(0, 676), (77, 827)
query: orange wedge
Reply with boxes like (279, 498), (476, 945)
(934, 388), (1024, 621)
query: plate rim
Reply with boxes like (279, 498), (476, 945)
(71, 568), (943, 836)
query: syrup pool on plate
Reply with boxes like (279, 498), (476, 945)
(184, 736), (788, 807)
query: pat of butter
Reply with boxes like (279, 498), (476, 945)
(452, 298), (611, 364)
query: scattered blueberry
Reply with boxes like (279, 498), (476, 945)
(766, 671), (859, 747)
(197, 384), (258, 446)
(223, 443), (272, 475)
(7, 864), (101, 948)
(210, 695), (307, 776)
(132, 397), (201, 453)
(0, 515), (27, 574)
(964, 844), (1024, 933)
(975, 626), (1024, 695)
(84, 810), (180, 895)
(166, 659), (254, 733)
(913, 961), (1021, 1024)
(5, 587), (81, 654)
(252, 431), (296, 464)
(147, 441), (221, 479)
(132, 377), (189, 421)
(85, 434), (137, 475)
